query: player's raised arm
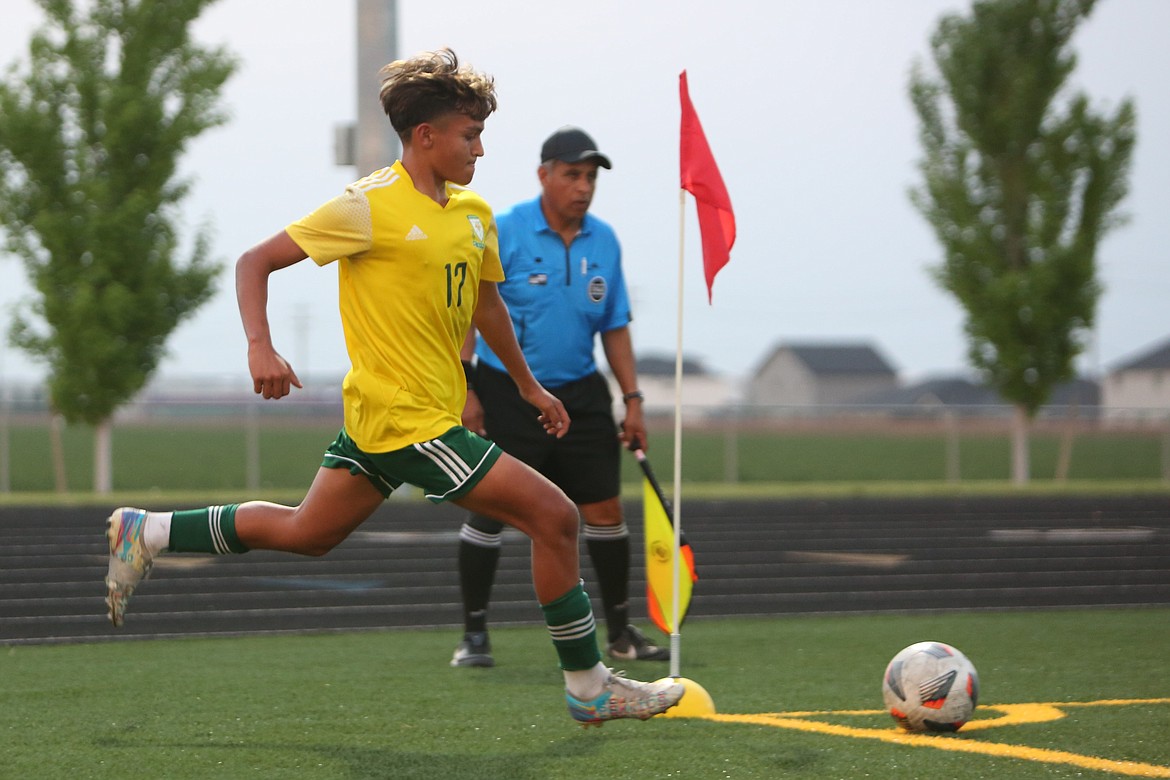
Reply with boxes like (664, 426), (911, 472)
(236, 230), (308, 399)
(472, 279), (570, 437)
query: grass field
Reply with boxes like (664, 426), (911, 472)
(4, 419), (1169, 493)
(4, 609), (1168, 779)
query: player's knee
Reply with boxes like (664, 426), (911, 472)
(518, 491), (577, 546)
(547, 495), (579, 544)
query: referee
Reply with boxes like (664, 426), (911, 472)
(452, 126), (669, 667)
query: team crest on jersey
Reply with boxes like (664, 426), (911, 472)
(588, 276), (607, 303)
(467, 215), (485, 249)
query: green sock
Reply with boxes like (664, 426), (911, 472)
(541, 580), (603, 671)
(168, 505), (249, 554)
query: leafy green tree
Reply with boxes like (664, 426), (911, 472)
(0, 0), (236, 492)
(909, 0), (1135, 483)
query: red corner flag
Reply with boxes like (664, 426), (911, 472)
(680, 70), (736, 303)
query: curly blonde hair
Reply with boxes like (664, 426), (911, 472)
(378, 48), (497, 141)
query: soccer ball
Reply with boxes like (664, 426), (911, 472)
(881, 641), (979, 733)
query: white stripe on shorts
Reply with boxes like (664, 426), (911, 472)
(322, 453), (396, 493)
(414, 439), (473, 485)
(417, 439), (500, 502)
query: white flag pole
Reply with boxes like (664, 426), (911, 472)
(669, 187), (686, 680)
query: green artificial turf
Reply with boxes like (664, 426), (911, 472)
(3, 609), (1168, 779)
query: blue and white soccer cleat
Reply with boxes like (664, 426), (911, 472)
(565, 670), (684, 726)
(104, 507), (154, 627)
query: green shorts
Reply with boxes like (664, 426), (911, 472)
(321, 426), (502, 503)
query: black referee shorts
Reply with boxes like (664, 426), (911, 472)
(473, 363), (620, 505)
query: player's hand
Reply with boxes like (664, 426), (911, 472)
(523, 386), (570, 439)
(462, 388), (487, 436)
(248, 343), (303, 400)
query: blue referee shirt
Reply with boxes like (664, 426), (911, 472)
(476, 196), (631, 387)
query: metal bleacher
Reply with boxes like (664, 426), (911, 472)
(2, 496), (1169, 645)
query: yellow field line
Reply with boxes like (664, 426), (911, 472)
(700, 699), (1170, 778)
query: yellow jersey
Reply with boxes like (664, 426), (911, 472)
(286, 161), (503, 452)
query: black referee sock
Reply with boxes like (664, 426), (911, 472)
(584, 522), (631, 644)
(457, 519), (502, 634)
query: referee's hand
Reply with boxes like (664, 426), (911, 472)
(620, 400), (647, 452)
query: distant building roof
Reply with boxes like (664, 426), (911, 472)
(1112, 339), (1170, 372)
(856, 375), (1099, 408)
(858, 377), (995, 406)
(637, 354), (710, 376)
(1048, 378), (1100, 407)
(761, 343), (897, 377)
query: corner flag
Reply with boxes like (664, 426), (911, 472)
(636, 449), (697, 634)
(680, 70), (736, 303)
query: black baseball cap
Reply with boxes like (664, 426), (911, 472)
(540, 126), (612, 169)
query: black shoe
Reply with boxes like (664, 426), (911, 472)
(606, 625), (670, 662)
(450, 631), (494, 668)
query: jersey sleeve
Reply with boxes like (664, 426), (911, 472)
(285, 187), (374, 265)
(480, 216), (504, 283)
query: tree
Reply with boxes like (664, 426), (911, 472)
(0, 0), (236, 492)
(909, 0), (1135, 483)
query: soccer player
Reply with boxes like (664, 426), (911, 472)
(451, 127), (669, 668)
(103, 49), (681, 726)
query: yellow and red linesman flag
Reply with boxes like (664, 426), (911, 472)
(639, 452), (697, 634)
(680, 70), (736, 303)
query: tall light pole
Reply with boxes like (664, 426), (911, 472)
(335, 0), (399, 175)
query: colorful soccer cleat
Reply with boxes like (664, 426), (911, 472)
(104, 507), (153, 627)
(565, 670), (684, 726)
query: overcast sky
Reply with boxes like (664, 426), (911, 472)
(1, 0), (1167, 391)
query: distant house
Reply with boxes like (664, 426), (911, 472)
(606, 353), (735, 419)
(856, 375), (1100, 418)
(745, 342), (898, 407)
(856, 376), (998, 409)
(1102, 338), (1170, 421)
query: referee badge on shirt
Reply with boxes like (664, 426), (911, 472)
(588, 275), (607, 302)
(467, 215), (485, 249)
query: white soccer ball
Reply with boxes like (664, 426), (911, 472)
(881, 641), (979, 733)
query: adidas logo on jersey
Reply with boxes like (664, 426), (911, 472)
(405, 225), (428, 241)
